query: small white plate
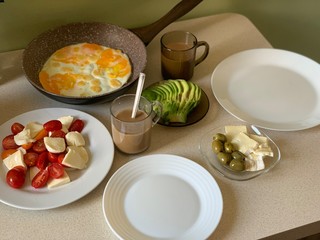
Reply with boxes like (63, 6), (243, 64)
(211, 48), (320, 131)
(0, 108), (114, 210)
(102, 154), (223, 240)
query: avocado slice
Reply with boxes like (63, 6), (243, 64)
(141, 79), (201, 124)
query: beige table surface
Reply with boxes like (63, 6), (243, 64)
(1, 13), (320, 240)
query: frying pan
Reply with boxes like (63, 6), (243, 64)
(22, 0), (203, 104)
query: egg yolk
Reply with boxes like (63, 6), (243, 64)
(40, 72), (76, 94)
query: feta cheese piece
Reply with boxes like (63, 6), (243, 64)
(62, 146), (88, 169)
(253, 147), (274, 157)
(47, 170), (70, 189)
(249, 134), (268, 144)
(58, 116), (74, 132)
(14, 122), (44, 145)
(44, 137), (66, 153)
(3, 149), (26, 170)
(14, 129), (33, 145)
(29, 166), (40, 181)
(25, 122), (43, 138)
(17, 147), (27, 155)
(231, 132), (259, 154)
(61, 126), (69, 133)
(65, 131), (85, 147)
(225, 125), (248, 141)
(245, 154), (265, 171)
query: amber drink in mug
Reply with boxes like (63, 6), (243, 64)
(161, 31), (209, 80)
(111, 94), (162, 154)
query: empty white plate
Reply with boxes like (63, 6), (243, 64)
(102, 154), (223, 240)
(211, 48), (320, 131)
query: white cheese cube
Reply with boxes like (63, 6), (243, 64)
(254, 147), (274, 157)
(245, 155), (265, 171)
(231, 132), (259, 154)
(47, 170), (70, 189)
(62, 146), (88, 169)
(29, 166), (40, 181)
(17, 147), (27, 155)
(72, 146), (89, 163)
(256, 158), (266, 171)
(14, 122), (44, 145)
(259, 142), (270, 148)
(58, 116), (74, 131)
(44, 137), (66, 153)
(225, 125), (248, 141)
(65, 131), (85, 147)
(3, 149), (26, 170)
(25, 122), (43, 138)
(244, 158), (257, 171)
(249, 134), (269, 144)
(61, 126), (69, 133)
(14, 129), (33, 145)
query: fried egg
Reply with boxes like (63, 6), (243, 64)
(39, 43), (132, 97)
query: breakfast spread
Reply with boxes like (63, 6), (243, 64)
(1, 116), (88, 189)
(39, 43), (132, 97)
(211, 125), (274, 172)
(141, 79), (201, 124)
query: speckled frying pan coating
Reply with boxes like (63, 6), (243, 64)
(22, 22), (147, 104)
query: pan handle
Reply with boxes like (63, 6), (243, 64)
(130, 0), (203, 46)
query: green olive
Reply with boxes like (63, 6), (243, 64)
(217, 152), (232, 165)
(211, 140), (224, 153)
(231, 150), (246, 161)
(224, 141), (235, 153)
(212, 133), (227, 143)
(229, 159), (245, 171)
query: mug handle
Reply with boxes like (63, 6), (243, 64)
(151, 101), (163, 126)
(195, 41), (210, 66)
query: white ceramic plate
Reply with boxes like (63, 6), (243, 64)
(211, 48), (320, 131)
(0, 108), (114, 210)
(102, 154), (223, 240)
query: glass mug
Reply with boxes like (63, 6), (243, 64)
(110, 94), (162, 154)
(161, 31), (209, 80)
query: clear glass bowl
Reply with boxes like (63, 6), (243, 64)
(199, 124), (281, 181)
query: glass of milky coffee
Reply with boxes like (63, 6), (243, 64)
(161, 31), (209, 80)
(110, 94), (162, 154)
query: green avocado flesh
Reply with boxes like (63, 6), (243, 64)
(142, 79), (202, 124)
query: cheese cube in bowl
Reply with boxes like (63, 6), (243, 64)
(199, 124), (281, 181)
